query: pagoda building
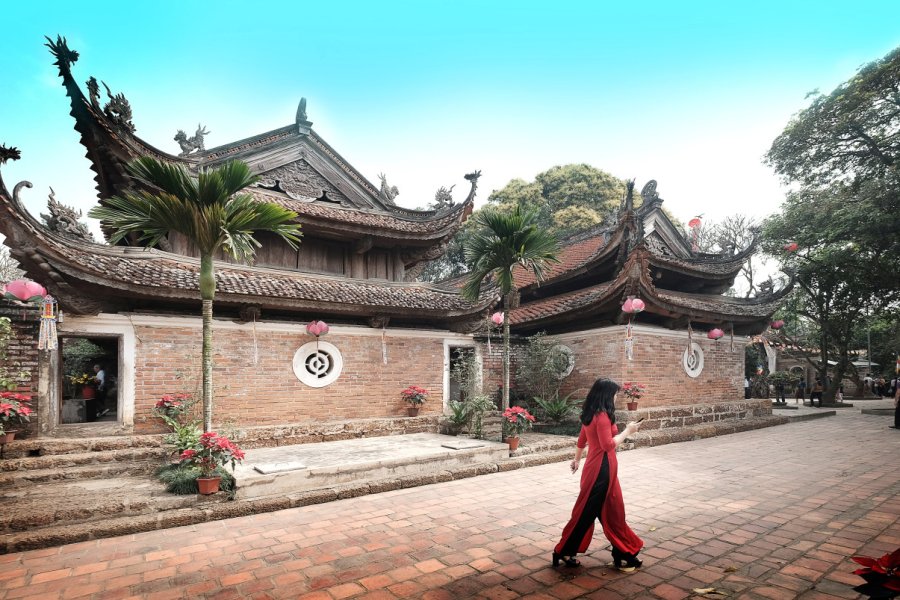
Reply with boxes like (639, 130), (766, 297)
(0, 37), (789, 438)
(496, 181), (791, 407)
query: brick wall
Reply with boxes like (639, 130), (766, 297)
(0, 302), (41, 436)
(483, 326), (745, 409)
(133, 323), (448, 433)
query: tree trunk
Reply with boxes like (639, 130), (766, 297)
(200, 254), (215, 433)
(502, 295), (510, 412)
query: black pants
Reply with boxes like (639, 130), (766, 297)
(560, 454), (610, 557)
(894, 401), (900, 428)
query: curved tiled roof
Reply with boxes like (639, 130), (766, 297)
(254, 189), (469, 238)
(512, 227), (612, 289)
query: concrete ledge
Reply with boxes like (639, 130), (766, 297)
(861, 408), (895, 416)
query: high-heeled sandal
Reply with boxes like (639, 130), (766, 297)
(552, 552), (581, 567)
(611, 547), (642, 572)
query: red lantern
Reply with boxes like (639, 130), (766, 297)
(688, 217), (702, 229)
(783, 242), (798, 252)
(770, 320), (785, 330)
(631, 298), (645, 313)
(491, 312), (504, 326)
(707, 328), (724, 340)
(4, 279), (46, 302)
(305, 320), (329, 337)
(621, 298), (634, 314)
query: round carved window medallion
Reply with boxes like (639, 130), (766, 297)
(293, 341), (343, 387)
(556, 345), (576, 377)
(682, 342), (704, 378)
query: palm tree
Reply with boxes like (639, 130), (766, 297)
(89, 157), (302, 432)
(462, 206), (559, 411)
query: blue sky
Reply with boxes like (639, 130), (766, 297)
(2, 1), (899, 236)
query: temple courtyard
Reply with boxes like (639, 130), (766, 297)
(0, 403), (897, 599)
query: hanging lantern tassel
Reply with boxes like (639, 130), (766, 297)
(624, 316), (634, 361)
(38, 295), (58, 351)
(382, 324), (388, 365)
(730, 327), (735, 353)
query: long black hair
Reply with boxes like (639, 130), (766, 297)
(580, 378), (620, 425)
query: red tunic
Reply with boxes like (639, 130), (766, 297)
(554, 412), (643, 556)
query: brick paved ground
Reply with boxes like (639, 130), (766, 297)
(1, 409), (897, 599)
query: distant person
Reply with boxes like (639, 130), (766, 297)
(864, 375), (873, 394)
(810, 379), (823, 407)
(893, 380), (900, 430)
(795, 379), (806, 404)
(744, 377), (751, 399)
(774, 380), (786, 403)
(553, 378), (643, 572)
(93, 364), (109, 419)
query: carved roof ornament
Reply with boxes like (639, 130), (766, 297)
(640, 180), (663, 209)
(433, 184), (456, 209)
(101, 81), (135, 133)
(0, 145), (21, 164)
(86, 76), (100, 108)
(378, 173), (399, 205)
(40, 187), (94, 242)
(44, 35), (79, 76)
(174, 124), (209, 156)
(296, 97), (308, 123)
(296, 98), (311, 134)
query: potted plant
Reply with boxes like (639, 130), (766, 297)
(69, 372), (96, 399)
(179, 432), (245, 495)
(622, 382), (645, 411)
(401, 385), (428, 417)
(0, 391), (33, 443)
(502, 406), (535, 451)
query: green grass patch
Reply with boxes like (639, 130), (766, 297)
(156, 463), (236, 498)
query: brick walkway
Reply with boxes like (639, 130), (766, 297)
(1, 410), (897, 599)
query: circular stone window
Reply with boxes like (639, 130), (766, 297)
(293, 341), (343, 387)
(682, 342), (704, 378)
(556, 345), (576, 377)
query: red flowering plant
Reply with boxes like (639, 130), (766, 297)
(0, 391), (32, 435)
(153, 393), (192, 420)
(502, 406), (536, 437)
(621, 382), (646, 401)
(401, 385), (429, 406)
(179, 432), (245, 478)
(851, 548), (900, 599)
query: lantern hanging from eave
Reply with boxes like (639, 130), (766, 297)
(688, 216), (703, 253)
(38, 295), (58, 351)
(306, 320), (329, 349)
(621, 297), (645, 361)
(783, 242), (798, 252)
(491, 312), (504, 326)
(4, 279), (46, 302)
(707, 328), (724, 350)
(770, 319), (785, 330)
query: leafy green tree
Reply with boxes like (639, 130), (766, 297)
(89, 158), (302, 431)
(461, 206), (559, 411)
(763, 186), (897, 403)
(419, 164), (626, 282)
(766, 46), (900, 188)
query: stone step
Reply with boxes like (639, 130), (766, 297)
(0, 434), (166, 460)
(0, 476), (203, 534)
(0, 460), (160, 489)
(231, 432), (510, 500)
(0, 447), (169, 472)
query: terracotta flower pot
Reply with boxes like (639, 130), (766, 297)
(0, 430), (18, 444)
(80, 385), (96, 400)
(506, 436), (520, 451)
(626, 401), (638, 411)
(196, 476), (222, 495)
(407, 406), (420, 417)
